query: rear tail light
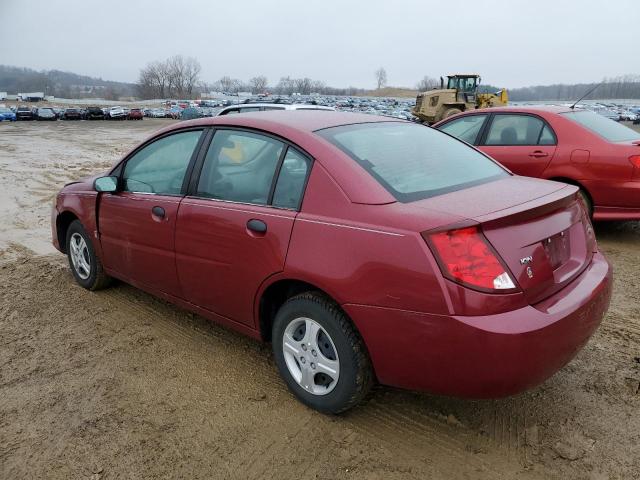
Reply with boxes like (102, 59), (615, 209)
(424, 226), (517, 292)
(629, 155), (640, 169)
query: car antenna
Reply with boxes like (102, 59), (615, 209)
(570, 82), (601, 110)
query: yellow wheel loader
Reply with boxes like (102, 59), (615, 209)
(412, 74), (508, 125)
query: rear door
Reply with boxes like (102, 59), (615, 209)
(479, 113), (557, 177)
(98, 129), (204, 296)
(175, 128), (312, 327)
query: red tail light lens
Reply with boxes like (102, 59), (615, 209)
(629, 155), (640, 169)
(426, 226), (517, 292)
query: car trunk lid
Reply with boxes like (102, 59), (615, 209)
(417, 177), (596, 304)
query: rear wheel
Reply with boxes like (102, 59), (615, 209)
(66, 220), (112, 290)
(272, 292), (373, 414)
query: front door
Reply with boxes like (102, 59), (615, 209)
(98, 129), (204, 295)
(175, 129), (312, 326)
(479, 113), (557, 178)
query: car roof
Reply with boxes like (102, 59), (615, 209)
(171, 110), (400, 133)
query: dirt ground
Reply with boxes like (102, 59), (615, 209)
(1, 119), (639, 480)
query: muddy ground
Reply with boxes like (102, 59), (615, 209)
(1, 119), (639, 479)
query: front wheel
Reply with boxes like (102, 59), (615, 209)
(66, 220), (112, 290)
(272, 292), (373, 414)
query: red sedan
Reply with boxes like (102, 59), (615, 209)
(51, 111), (612, 413)
(434, 106), (640, 220)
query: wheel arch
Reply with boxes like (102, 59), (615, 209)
(55, 210), (79, 254)
(257, 277), (342, 342)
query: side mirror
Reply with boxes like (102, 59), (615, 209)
(94, 176), (118, 193)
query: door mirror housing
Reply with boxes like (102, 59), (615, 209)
(94, 176), (119, 193)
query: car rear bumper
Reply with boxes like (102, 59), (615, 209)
(344, 252), (612, 398)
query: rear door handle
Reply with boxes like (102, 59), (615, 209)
(247, 219), (267, 233)
(529, 151), (549, 158)
(152, 206), (165, 218)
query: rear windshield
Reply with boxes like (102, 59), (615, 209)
(562, 110), (640, 142)
(317, 122), (508, 202)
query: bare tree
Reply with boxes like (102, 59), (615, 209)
(218, 76), (235, 93)
(293, 77), (313, 95)
(416, 75), (438, 91)
(375, 67), (387, 90)
(248, 75), (268, 94)
(137, 55), (201, 99)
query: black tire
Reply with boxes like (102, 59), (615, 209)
(65, 220), (112, 291)
(272, 292), (373, 414)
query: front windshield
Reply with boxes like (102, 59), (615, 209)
(447, 76), (477, 91)
(317, 122), (507, 202)
(0, 108), (12, 113)
(562, 110), (640, 142)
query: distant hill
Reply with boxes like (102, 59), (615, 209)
(0, 65), (136, 100)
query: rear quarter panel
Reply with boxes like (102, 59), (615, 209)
(282, 163), (451, 315)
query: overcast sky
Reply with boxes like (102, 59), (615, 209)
(1, 0), (637, 89)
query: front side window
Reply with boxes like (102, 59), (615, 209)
(484, 114), (550, 146)
(197, 130), (284, 205)
(438, 114), (487, 144)
(122, 130), (202, 194)
(318, 122), (507, 202)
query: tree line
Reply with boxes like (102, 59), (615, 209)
(505, 75), (640, 101)
(3, 62), (640, 101)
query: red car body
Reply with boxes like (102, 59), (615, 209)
(128, 108), (144, 120)
(51, 111), (612, 398)
(434, 106), (640, 220)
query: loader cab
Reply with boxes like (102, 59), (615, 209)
(447, 75), (480, 92)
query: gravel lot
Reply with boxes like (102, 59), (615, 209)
(1, 119), (639, 479)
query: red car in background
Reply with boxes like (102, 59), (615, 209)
(434, 106), (640, 220)
(128, 108), (144, 120)
(51, 111), (611, 413)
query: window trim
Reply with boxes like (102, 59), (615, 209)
(478, 112), (558, 147)
(109, 127), (207, 196)
(186, 126), (314, 211)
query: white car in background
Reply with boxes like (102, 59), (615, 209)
(216, 103), (335, 116)
(108, 106), (126, 120)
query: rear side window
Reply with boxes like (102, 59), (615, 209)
(484, 114), (552, 146)
(123, 130), (202, 195)
(318, 122), (507, 203)
(197, 130), (284, 205)
(438, 114), (488, 144)
(272, 149), (310, 209)
(562, 110), (640, 142)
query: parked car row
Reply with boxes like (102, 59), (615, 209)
(1, 105), (150, 121)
